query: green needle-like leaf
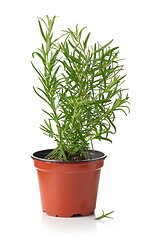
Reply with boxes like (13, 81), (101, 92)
(38, 20), (46, 42)
(83, 32), (91, 49)
(32, 52), (45, 63)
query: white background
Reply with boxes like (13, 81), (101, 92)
(0, 0), (149, 239)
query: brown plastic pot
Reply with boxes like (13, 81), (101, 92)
(32, 149), (106, 218)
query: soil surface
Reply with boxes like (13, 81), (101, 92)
(46, 151), (84, 161)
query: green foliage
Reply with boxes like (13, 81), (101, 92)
(31, 15), (130, 161)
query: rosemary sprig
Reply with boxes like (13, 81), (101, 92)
(95, 210), (114, 220)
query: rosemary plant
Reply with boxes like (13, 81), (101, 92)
(31, 15), (130, 161)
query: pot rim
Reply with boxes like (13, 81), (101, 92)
(31, 149), (107, 163)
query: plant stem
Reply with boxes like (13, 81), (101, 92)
(54, 107), (60, 138)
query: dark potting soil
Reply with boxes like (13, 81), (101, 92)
(32, 149), (106, 162)
(46, 151), (84, 161)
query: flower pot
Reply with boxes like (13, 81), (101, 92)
(31, 149), (106, 218)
